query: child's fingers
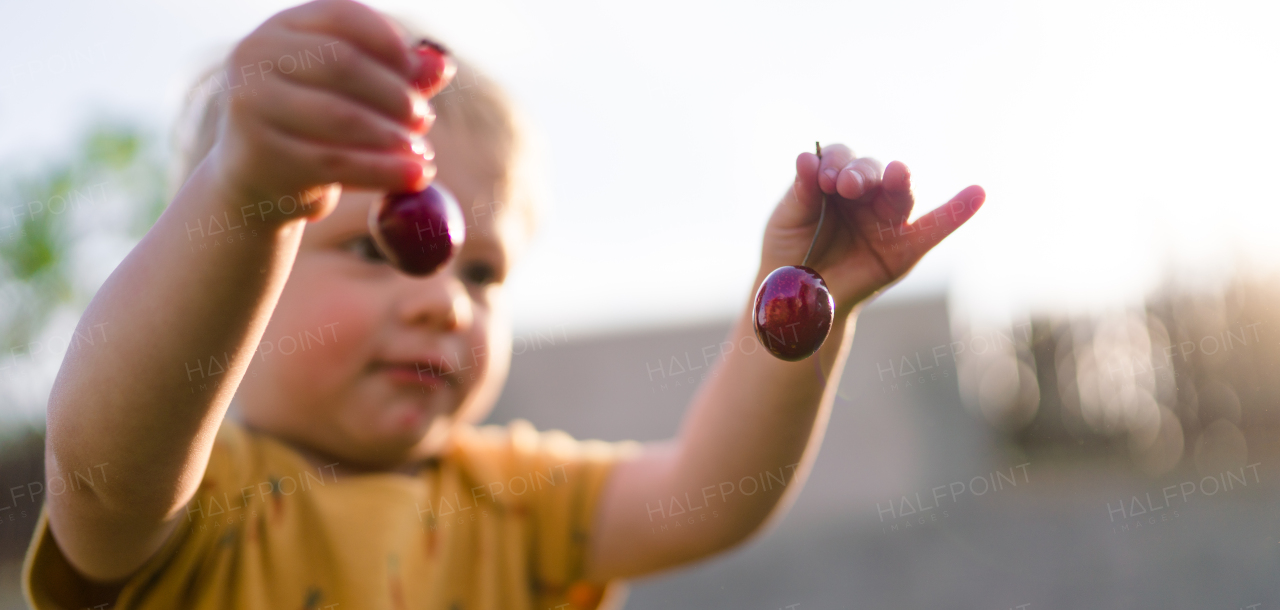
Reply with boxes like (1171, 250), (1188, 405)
(835, 157), (883, 201)
(815, 143), (855, 194)
(277, 0), (413, 79)
(382, 14), (414, 47)
(901, 185), (985, 258)
(786, 150), (823, 219)
(880, 161), (914, 220)
(270, 30), (426, 129)
(255, 78), (430, 158)
(258, 119), (434, 193)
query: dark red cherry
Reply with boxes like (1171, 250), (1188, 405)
(752, 265), (834, 361)
(368, 183), (465, 276)
(412, 39), (457, 98)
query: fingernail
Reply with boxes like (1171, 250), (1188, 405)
(410, 134), (434, 160)
(823, 168), (837, 183)
(406, 162), (435, 191)
(410, 94), (430, 121)
(846, 169), (864, 191)
(408, 99), (435, 134)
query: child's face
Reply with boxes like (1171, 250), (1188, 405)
(235, 121), (529, 470)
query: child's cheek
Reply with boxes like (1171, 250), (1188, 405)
(271, 273), (382, 388)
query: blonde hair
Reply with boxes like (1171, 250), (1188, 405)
(170, 28), (542, 239)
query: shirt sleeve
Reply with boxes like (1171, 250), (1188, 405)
(21, 418), (256, 610)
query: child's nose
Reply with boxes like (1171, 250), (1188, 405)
(396, 272), (472, 331)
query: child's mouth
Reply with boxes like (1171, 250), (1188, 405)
(376, 359), (451, 389)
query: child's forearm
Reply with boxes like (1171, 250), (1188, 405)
(591, 267), (858, 579)
(667, 266), (857, 538)
(45, 157), (306, 580)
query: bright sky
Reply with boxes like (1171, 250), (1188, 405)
(2, 0), (1278, 340)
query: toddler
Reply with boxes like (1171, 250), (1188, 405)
(22, 1), (984, 608)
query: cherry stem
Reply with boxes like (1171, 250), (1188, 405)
(802, 141), (826, 268)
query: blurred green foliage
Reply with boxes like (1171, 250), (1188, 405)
(0, 119), (166, 359)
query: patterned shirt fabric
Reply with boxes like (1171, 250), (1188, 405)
(22, 417), (642, 610)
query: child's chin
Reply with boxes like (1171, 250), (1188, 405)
(371, 399), (452, 443)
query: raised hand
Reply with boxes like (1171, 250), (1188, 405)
(759, 142), (985, 314)
(207, 0), (436, 224)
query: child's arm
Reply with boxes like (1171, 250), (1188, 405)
(44, 0), (430, 583)
(587, 144), (985, 579)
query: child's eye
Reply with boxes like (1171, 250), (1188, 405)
(345, 235), (387, 264)
(461, 261), (499, 286)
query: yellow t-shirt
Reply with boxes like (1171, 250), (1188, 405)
(22, 417), (642, 610)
